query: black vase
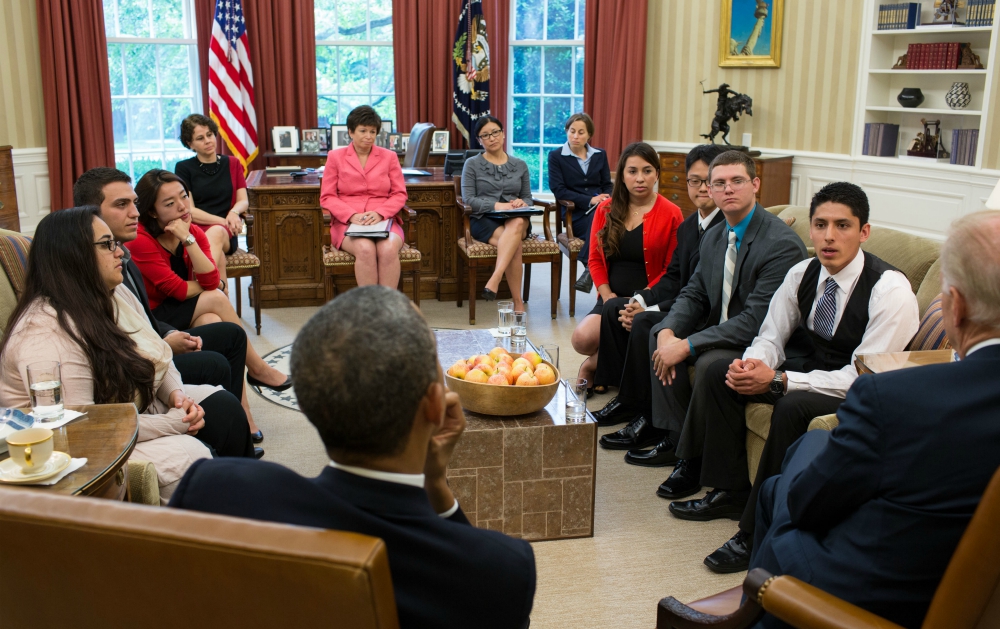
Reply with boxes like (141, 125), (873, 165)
(897, 88), (925, 108)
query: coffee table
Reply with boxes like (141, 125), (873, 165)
(855, 349), (955, 375)
(436, 329), (597, 541)
(2, 404), (138, 499)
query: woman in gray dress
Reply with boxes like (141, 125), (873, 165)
(460, 116), (532, 308)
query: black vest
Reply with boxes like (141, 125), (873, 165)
(782, 252), (900, 373)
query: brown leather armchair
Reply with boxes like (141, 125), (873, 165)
(655, 464), (1000, 629)
(0, 487), (399, 628)
(403, 122), (435, 168)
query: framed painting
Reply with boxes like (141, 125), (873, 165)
(719, 0), (783, 68)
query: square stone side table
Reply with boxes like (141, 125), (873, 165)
(436, 329), (597, 541)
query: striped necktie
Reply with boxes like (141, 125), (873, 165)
(813, 278), (839, 340)
(719, 229), (738, 324)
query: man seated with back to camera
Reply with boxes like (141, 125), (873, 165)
(589, 143), (726, 400)
(169, 286), (536, 629)
(748, 210), (1000, 629)
(667, 182), (919, 574)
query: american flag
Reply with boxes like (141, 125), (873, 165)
(208, 0), (257, 174)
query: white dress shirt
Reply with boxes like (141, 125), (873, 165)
(743, 249), (920, 398)
(329, 460), (460, 518)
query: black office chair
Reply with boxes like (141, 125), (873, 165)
(403, 123), (435, 168)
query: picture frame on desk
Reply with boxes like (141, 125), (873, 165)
(272, 126), (299, 153)
(381, 120), (393, 134)
(718, 0), (784, 68)
(401, 133), (410, 151)
(431, 130), (450, 153)
(301, 128), (323, 153)
(332, 125), (351, 148)
(316, 128), (330, 152)
(388, 134), (402, 151)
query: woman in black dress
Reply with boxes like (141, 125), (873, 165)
(175, 114), (249, 290)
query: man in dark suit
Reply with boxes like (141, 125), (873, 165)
(590, 144), (726, 406)
(749, 210), (1000, 629)
(598, 152), (806, 481)
(169, 286), (537, 629)
(547, 113), (613, 292)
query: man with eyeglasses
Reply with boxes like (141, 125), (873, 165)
(599, 151), (805, 477)
(592, 144), (726, 426)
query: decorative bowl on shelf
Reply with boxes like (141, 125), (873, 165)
(897, 88), (925, 108)
(445, 362), (561, 416)
(945, 82), (971, 109)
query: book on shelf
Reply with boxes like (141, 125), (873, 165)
(878, 3), (922, 29)
(949, 128), (979, 166)
(967, 0), (996, 26)
(863, 123), (900, 157)
(902, 42), (962, 68)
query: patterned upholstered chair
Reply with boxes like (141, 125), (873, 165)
(452, 175), (562, 325)
(225, 216), (262, 335)
(321, 208), (422, 305)
(553, 200), (586, 317)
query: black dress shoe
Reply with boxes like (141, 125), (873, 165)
(705, 530), (753, 574)
(251, 430), (264, 444)
(246, 373), (293, 392)
(593, 396), (633, 427)
(656, 458), (703, 499)
(599, 416), (665, 450)
(624, 435), (679, 467)
(575, 269), (593, 293)
(669, 488), (750, 521)
(481, 287), (497, 301)
(254, 447), (265, 459)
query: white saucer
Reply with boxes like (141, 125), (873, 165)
(0, 451), (72, 483)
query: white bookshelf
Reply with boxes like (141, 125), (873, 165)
(854, 0), (999, 169)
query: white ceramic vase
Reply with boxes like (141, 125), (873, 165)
(945, 82), (972, 110)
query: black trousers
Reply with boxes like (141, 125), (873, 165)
(614, 309), (669, 415)
(593, 296), (633, 387)
(653, 347), (743, 442)
(172, 322), (247, 401)
(194, 390), (254, 457)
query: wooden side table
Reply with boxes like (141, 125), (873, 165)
(855, 350), (956, 375)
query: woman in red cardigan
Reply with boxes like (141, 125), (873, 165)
(571, 142), (682, 393)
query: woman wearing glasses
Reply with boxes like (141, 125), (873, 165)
(461, 116), (533, 308)
(571, 142), (683, 393)
(0, 208), (255, 503)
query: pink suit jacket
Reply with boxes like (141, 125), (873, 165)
(320, 143), (408, 248)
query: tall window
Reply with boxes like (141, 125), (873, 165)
(510, 0), (586, 193)
(315, 0), (395, 127)
(104, 0), (200, 180)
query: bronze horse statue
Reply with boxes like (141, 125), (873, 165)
(701, 86), (754, 145)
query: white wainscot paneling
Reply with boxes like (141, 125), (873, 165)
(647, 141), (1000, 240)
(11, 147), (50, 234)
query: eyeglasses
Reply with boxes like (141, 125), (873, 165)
(686, 177), (710, 188)
(94, 239), (122, 253)
(710, 178), (751, 192)
(478, 129), (503, 141)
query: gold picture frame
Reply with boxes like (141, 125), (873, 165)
(719, 0), (783, 68)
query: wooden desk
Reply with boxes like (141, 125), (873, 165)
(247, 167), (484, 306)
(4, 404), (138, 500)
(855, 350), (955, 375)
(263, 151), (446, 168)
(0, 145), (20, 232)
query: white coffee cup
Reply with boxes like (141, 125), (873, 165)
(6, 427), (54, 474)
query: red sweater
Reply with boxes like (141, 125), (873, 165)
(588, 194), (683, 291)
(126, 223), (221, 310)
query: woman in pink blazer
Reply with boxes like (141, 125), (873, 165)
(320, 105), (408, 288)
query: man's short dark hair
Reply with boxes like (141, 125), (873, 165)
(709, 150), (757, 180)
(73, 167), (131, 207)
(346, 105), (382, 133)
(290, 286), (439, 462)
(685, 144), (727, 173)
(809, 181), (870, 226)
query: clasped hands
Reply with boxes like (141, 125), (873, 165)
(164, 330), (203, 355)
(497, 199), (529, 210)
(617, 301), (645, 331)
(651, 330), (691, 385)
(350, 211), (382, 226)
(725, 358), (779, 396)
(168, 390), (205, 435)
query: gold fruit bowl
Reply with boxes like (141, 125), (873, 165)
(445, 362), (561, 416)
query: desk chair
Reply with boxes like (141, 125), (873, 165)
(0, 487), (399, 628)
(225, 215), (262, 334)
(655, 464), (1000, 629)
(553, 199), (586, 317)
(403, 123), (435, 168)
(453, 175), (561, 325)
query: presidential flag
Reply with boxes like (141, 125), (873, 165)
(452, 0), (491, 147)
(208, 0), (258, 174)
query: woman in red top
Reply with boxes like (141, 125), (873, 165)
(129, 170), (291, 439)
(571, 142), (682, 392)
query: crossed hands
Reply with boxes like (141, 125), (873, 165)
(617, 302), (645, 332)
(651, 330), (690, 386)
(350, 211), (382, 226)
(725, 358), (779, 396)
(168, 390), (205, 435)
(164, 331), (203, 355)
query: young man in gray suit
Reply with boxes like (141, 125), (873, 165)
(599, 152), (806, 482)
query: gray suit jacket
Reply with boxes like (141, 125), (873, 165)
(652, 204), (806, 354)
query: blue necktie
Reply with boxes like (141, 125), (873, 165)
(813, 278), (839, 340)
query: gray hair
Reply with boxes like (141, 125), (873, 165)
(940, 210), (1000, 329)
(290, 286), (439, 461)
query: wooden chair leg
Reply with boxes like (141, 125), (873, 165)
(523, 263), (532, 303)
(411, 266), (421, 307)
(568, 252), (577, 317)
(550, 257), (559, 319)
(252, 269), (261, 335)
(324, 272), (335, 302)
(234, 276), (242, 317)
(457, 256), (464, 307)
(468, 263), (477, 325)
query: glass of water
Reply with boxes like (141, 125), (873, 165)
(27, 361), (63, 423)
(565, 378), (588, 422)
(497, 300), (514, 335)
(537, 344), (559, 369)
(512, 311), (527, 342)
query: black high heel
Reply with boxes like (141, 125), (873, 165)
(481, 287), (497, 301)
(247, 373), (293, 392)
(251, 430), (264, 444)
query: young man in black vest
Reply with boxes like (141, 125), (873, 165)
(667, 182), (919, 573)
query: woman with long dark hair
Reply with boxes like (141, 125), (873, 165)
(571, 142), (683, 392)
(0, 207), (256, 502)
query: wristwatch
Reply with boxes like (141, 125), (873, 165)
(183, 234), (196, 247)
(770, 370), (785, 395)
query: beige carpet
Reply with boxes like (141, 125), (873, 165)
(233, 267), (744, 629)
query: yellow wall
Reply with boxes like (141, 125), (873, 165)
(644, 0), (864, 156)
(0, 0), (46, 149)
